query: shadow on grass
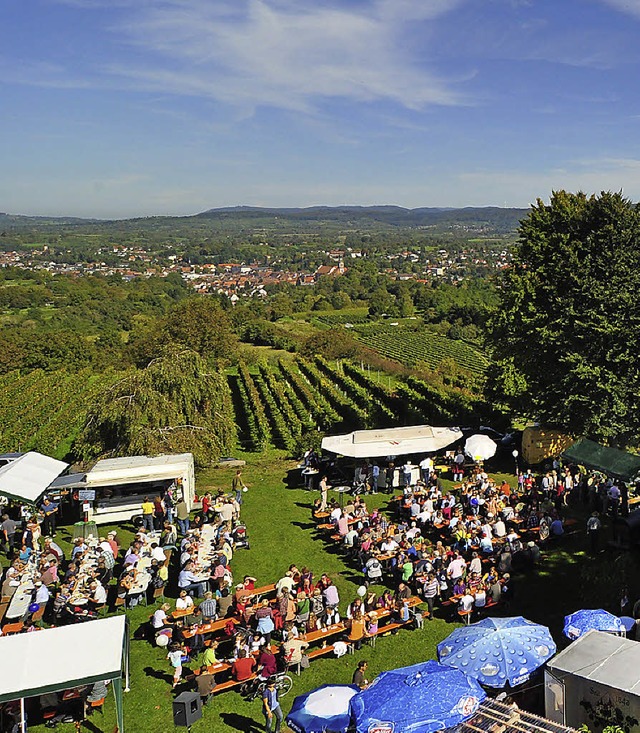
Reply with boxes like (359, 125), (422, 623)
(143, 666), (174, 685)
(80, 719), (104, 733)
(219, 711), (264, 732)
(291, 521), (316, 530)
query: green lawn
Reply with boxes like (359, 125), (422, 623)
(13, 453), (640, 733)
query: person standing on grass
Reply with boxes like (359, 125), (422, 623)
(587, 511), (602, 553)
(232, 469), (247, 504)
(167, 643), (184, 688)
(319, 475), (329, 511)
(352, 660), (369, 690)
(262, 678), (283, 733)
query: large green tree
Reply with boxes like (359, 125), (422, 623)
(489, 190), (640, 446)
(73, 349), (237, 466)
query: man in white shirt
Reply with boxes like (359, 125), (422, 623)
(330, 505), (342, 523)
(459, 592), (474, 612)
(35, 581), (50, 606)
(469, 552), (482, 576)
(447, 553), (467, 582)
(150, 542), (166, 563)
(380, 537), (399, 554)
(403, 461), (413, 487)
(89, 581), (107, 608)
(419, 456), (433, 483)
(493, 518), (506, 537)
(275, 571), (295, 596)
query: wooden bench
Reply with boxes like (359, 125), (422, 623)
(307, 644), (338, 660)
(212, 673), (257, 695)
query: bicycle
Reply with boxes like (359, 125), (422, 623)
(245, 671), (293, 701)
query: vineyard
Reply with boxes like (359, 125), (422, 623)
(228, 355), (499, 454)
(353, 323), (489, 374)
(0, 369), (122, 459)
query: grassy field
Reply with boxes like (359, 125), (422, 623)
(10, 451), (640, 733)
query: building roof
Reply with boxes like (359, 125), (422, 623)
(0, 616), (127, 702)
(562, 438), (640, 481)
(322, 425), (462, 459)
(86, 453), (193, 487)
(547, 630), (640, 696)
(0, 452), (68, 504)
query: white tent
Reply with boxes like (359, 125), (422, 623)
(321, 425), (462, 459)
(0, 452), (68, 504)
(0, 616), (130, 732)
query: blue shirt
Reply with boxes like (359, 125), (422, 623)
(262, 687), (280, 711)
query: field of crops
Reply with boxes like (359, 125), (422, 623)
(228, 354), (497, 454)
(354, 324), (489, 374)
(0, 368), (121, 459)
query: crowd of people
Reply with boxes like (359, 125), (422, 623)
(0, 453), (633, 733)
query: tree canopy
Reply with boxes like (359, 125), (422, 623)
(489, 190), (640, 446)
(73, 349), (237, 466)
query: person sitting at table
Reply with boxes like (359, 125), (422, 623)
(43, 537), (64, 562)
(52, 585), (72, 623)
(257, 643), (278, 681)
(322, 604), (340, 628)
(198, 591), (217, 621)
(116, 568), (136, 605)
(39, 558), (59, 588)
(202, 638), (220, 668)
(71, 538), (87, 561)
(150, 542), (166, 564)
(176, 589), (195, 613)
(152, 603), (173, 634)
(474, 584), (487, 609)
(231, 649), (256, 682)
(282, 634), (309, 671)
(348, 609), (367, 650)
(195, 665), (216, 705)
(178, 562), (205, 598)
(88, 581), (107, 611)
(34, 579), (51, 608)
(459, 590), (474, 614)
(251, 599), (274, 644)
(19, 542), (32, 562)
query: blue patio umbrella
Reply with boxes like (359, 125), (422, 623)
(349, 660), (486, 733)
(437, 616), (556, 688)
(286, 684), (359, 733)
(563, 609), (625, 640)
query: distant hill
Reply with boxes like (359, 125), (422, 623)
(0, 205), (528, 235)
(195, 205), (527, 231)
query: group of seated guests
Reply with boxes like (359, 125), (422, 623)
(155, 561), (421, 703)
(312, 469), (553, 623)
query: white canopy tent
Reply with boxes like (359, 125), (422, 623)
(0, 616), (130, 732)
(0, 452), (68, 504)
(321, 425), (463, 459)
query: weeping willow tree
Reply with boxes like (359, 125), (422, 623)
(73, 349), (237, 466)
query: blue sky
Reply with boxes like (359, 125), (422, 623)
(2, 0), (640, 218)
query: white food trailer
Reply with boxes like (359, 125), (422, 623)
(545, 630), (640, 732)
(52, 453), (196, 525)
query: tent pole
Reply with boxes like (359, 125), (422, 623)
(113, 677), (125, 733)
(20, 697), (26, 733)
(124, 616), (131, 692)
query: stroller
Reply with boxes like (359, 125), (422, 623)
(232, 524), (250, 550)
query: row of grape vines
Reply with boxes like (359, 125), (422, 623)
(354, 324), (488, 374)
(0, 369), (121, 458)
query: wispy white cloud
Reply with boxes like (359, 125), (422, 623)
(99, 0), (467, 112)
(601, 0), (640, 18)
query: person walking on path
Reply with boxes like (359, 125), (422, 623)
(262, 678), (283, 733)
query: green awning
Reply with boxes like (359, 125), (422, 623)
(562, 438), (640, 482)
